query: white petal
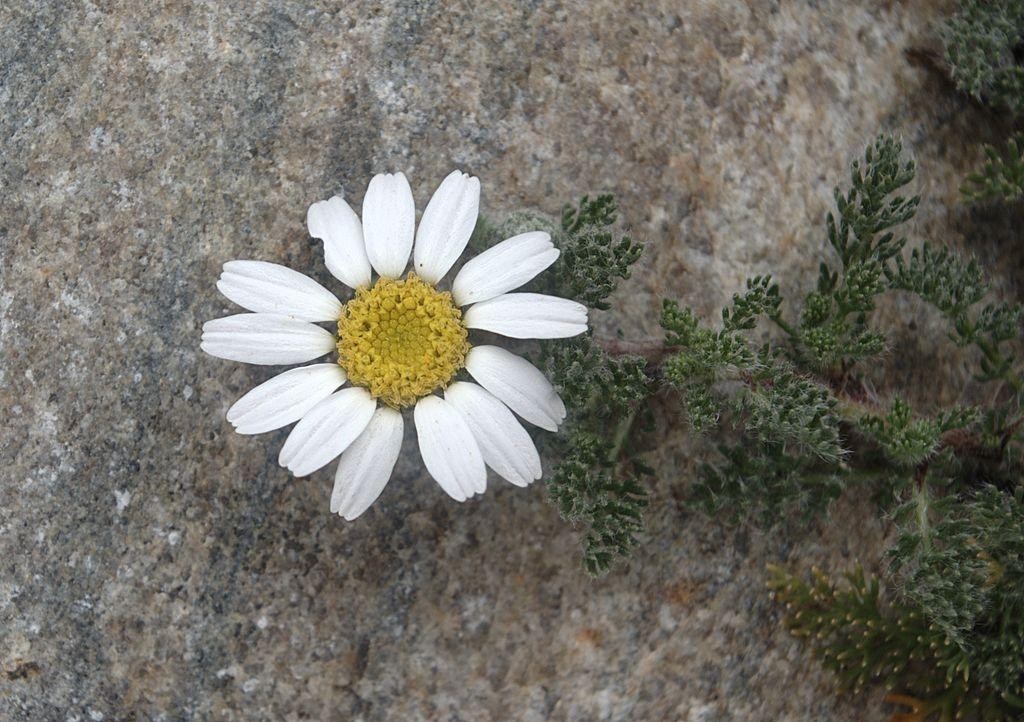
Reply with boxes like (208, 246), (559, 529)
(330, 406), (404, 520)
(226, 364), (347, 435)
(216, 260), (343, 322)
(452, 232), (559, 305)
(414, 395), (486, 502)
(463, 293), (588, 339)
(413, 170), (480, 284)
(307, 196), (373, 289)
(445, 382), (541, 487)
(362, 172), (414, 278)
(465, 345), (566, 431)
(201, 314), (336, 365)
(278, 388), (375, 477)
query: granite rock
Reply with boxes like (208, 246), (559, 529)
(0, 1), (1015, 720)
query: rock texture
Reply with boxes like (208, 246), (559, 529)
(1, 1), (1013, 720)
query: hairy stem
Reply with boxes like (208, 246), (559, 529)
(593, 336), (678, 363)
(770, 313), (801, 340)
(607, 408), (638, 465)
(914, 483), (931, 553)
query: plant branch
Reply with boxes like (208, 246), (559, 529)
(770, 313), (801, 340)
(607, 407), (638, 465)
(593, 336), (679, 364)
(976, 336), (1023, 395)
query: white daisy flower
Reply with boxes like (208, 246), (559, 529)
(202, 170), (588, 519)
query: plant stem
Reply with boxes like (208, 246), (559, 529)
(607, 408), (638, 465)
(770, 314), (801, 340)
(593, 336), (677, 363)
(914, 483), (931, 552)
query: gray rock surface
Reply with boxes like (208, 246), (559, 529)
(1, 1), (1012, 720)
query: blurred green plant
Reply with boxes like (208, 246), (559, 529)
(943, 0), (1024, 114)
(962, 133), (1024, 203)
(769, 564), (1023, 721)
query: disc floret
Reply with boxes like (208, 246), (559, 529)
(337, 274), (469, 407)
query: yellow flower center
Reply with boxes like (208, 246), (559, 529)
(337, 274), (469, 408)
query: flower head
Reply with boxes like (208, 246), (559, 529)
(202, 170), (587, 518)
(336, 274), (468, 407)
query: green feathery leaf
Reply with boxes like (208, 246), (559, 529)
(792, 135), (920, 372)
(943, 0), (1024, 114)
(552, 195), (643, 310)
(962, 133), (1024, 202)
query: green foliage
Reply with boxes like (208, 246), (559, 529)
(943, 0), (1024, 114)
(472, 197), (648, 576)
(736, 358), (843, 463)
(467, 213), (502, 254)
(656, 134), (1018, 526)
(890, 491), (990, 650)
(527, 199), (649, 576)
(887, 243), (1024, 388)
(542, 336), (651, 575)
(769, 565), (1022, 720)
(662, 269), (845, 479)
(546, 429), (649, 576)
(544, 335), (649, 415)
(889, 486), (1024, 701)
(692, 444), (844, 525)
(968, 488), (1024, 700)
(828, 137), (919, 267)
(660, 276), (782, 431)
(551, 195), (643, 310)
(963, 133), (1024, 202)
(791, 136), (920, 372)
(859, 398), (978, 469)
(660, 296), (755, 431)
(721, 274), (783, 331)
(654, 134), (1024, 714)
(512, 133), (1024, 721)
(662, 274), (847, 523)
(886, 245), (987, 328)
(769, 566), (951, 694)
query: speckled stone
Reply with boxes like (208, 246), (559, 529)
(1, 1), (1015, 720)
